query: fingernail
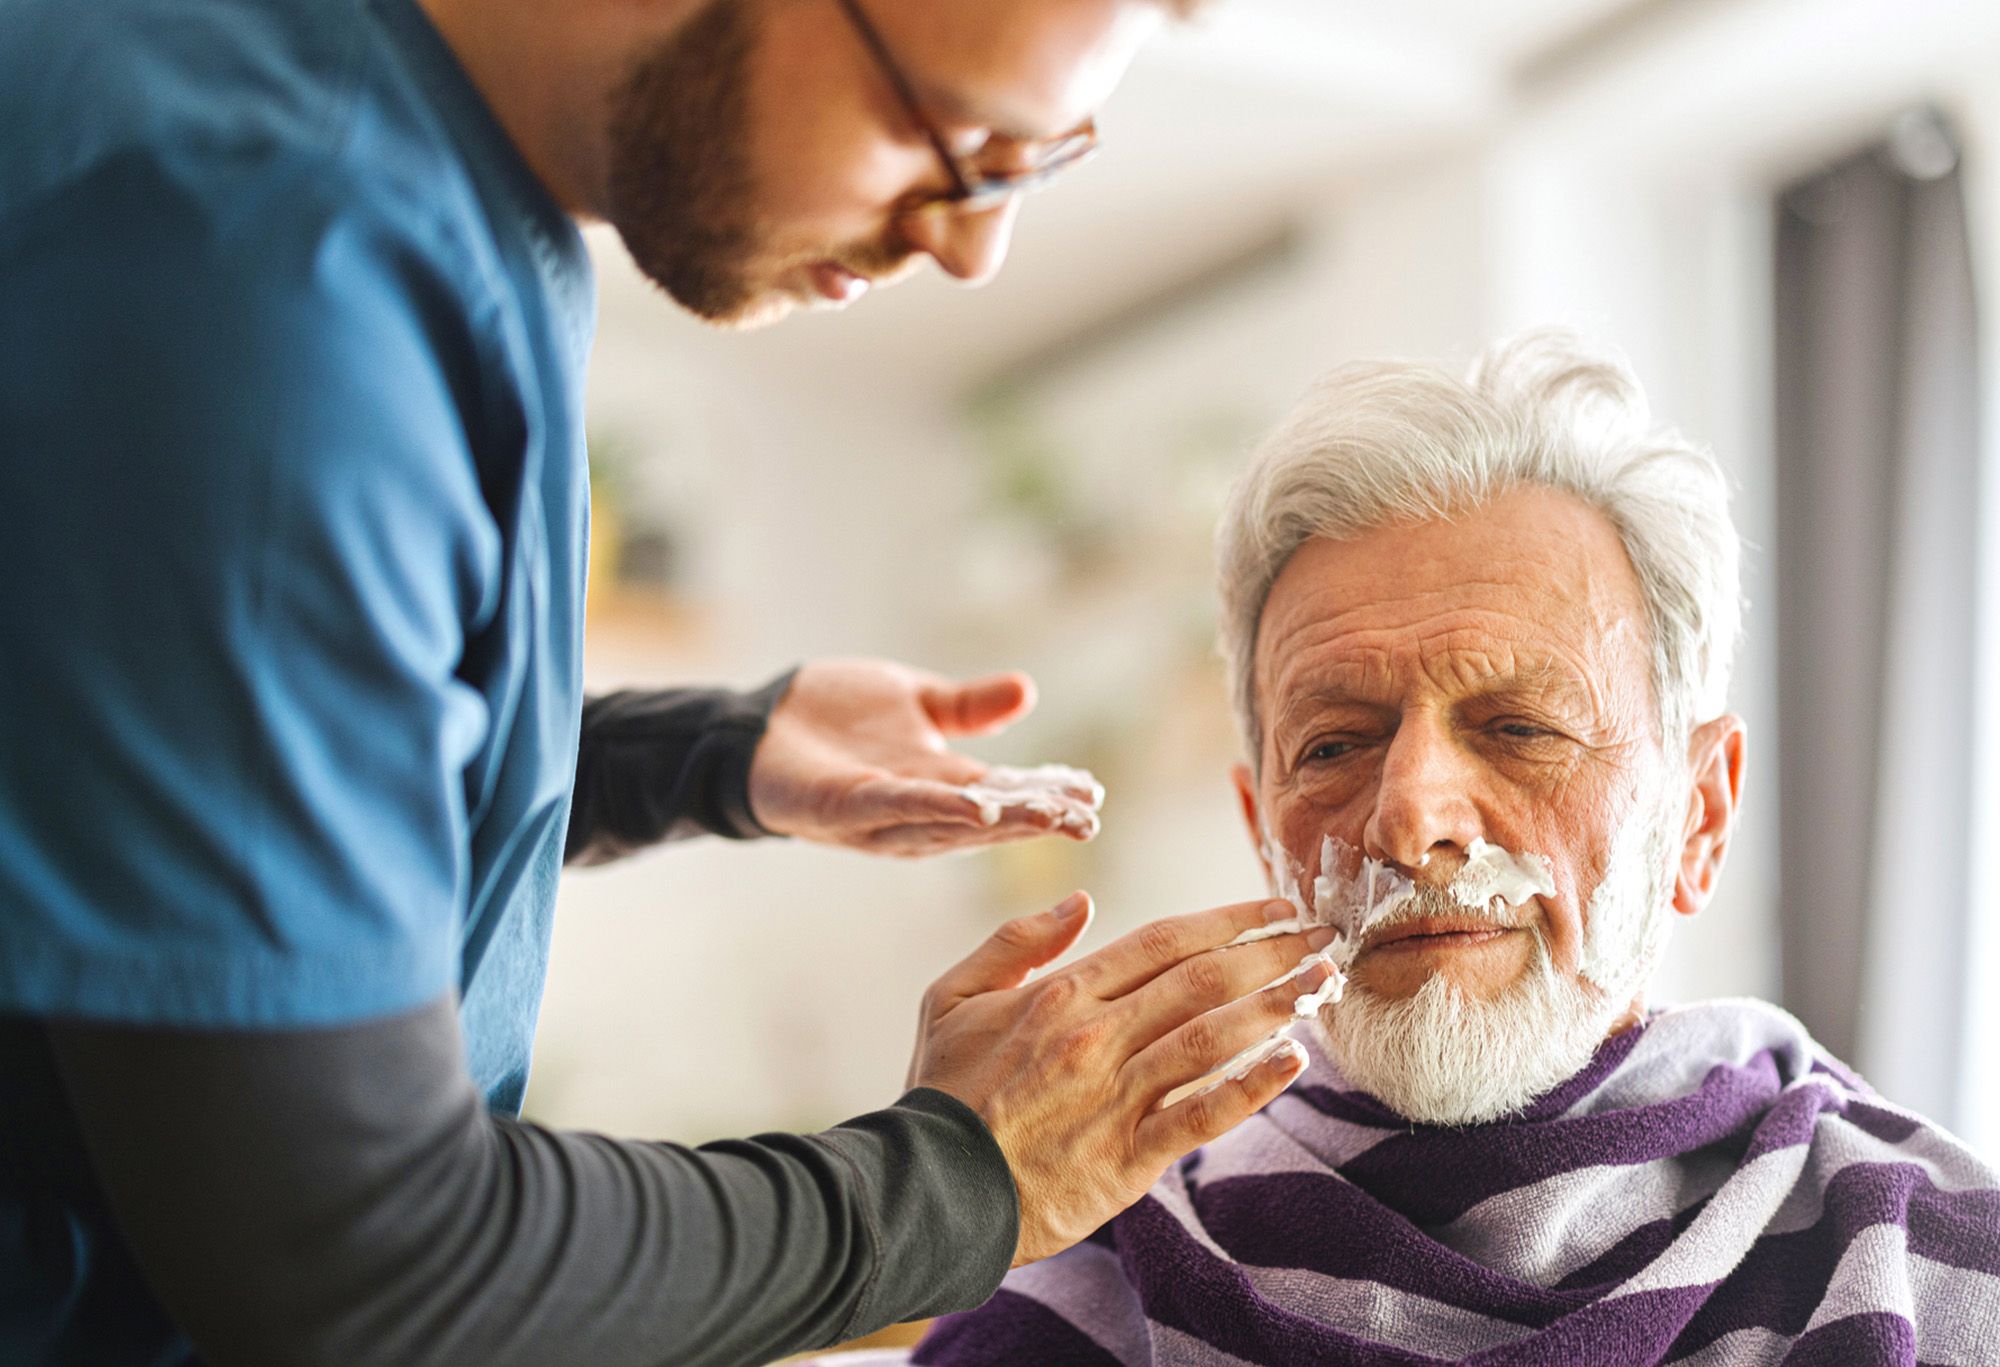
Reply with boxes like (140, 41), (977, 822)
(1053, 892), (1090, 923)
(1306, 927), (1338, 951)
(1290, 957), (1333, 986)
(1262, 899), (1298, 924)
(962, 790), (1001, 828)
(1267, 1040), (1307, 1074)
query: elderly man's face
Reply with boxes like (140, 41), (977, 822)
(1235, 488), (1743, 1112)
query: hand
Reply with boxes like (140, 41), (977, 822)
(907, 893), (1337, 1266)
(746, 658), (1103, 857)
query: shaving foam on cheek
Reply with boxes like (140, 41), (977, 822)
(1204, 831), (1419, 1093)
(1209, 831), (1563, 1097)
(1578, 803), (1667, 990)
(1230, 832), (1415, 995)
(1259, 829), (1312, 921)
(959, 764), (1104, 835)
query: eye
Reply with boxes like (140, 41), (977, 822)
(1487, 718), (1574, 749)
(1304, 738), (1357, 764)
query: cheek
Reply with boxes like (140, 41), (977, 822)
(1261, 733), (1385, 830)
(752, 125), (929, 231)
(1514, 777), (1640, 963)
(1261, 782), (1370, 870)
(742, 25), (931, 240)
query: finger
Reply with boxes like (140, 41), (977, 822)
(1113, 930), (1335, 1050)
(928, 892), (1094, 1004)
(1120, 959), (1335, 1105)
(871, 774), (1101, 836)
(921, 672), (1036, 738)
(1134, 1036), (1307, 1167)
(868, 815), (1104, 859)
(862, 822), (1049, 858)
(857, 777), (992, 830)
(961, 763), (1105, 812)
(983, 791), (1101, 838)
(1042, 770), (1106, 807)
(864, 793), (1099, 848)
(1067, 899), (1304, 1002)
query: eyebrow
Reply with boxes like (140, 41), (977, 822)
(1270, 661), (1599, 737)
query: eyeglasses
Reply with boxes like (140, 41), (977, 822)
(834, 0), (1101, 216)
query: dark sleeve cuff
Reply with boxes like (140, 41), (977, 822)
(565, 667), (798, 865)
(815, 1088), (1020, 1340)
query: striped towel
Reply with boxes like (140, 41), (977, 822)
(912, 999), (2000, 1365)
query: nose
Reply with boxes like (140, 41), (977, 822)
(899, 197), (1021, 286)
(1362, 715), (1483, 869)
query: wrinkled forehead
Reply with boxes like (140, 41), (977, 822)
(1250, 489), (1656, 739)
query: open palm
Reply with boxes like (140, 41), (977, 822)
(746, 659), (1102, 857)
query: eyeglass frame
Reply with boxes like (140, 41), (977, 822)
(833, 0), (1100, 216)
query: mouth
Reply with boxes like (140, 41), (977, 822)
(805, 260), (870, 305)
(1365, 919), (1521, 954)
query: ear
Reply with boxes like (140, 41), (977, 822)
(1672, 714), (1746, 918)
(1232, 762), (1270, 884)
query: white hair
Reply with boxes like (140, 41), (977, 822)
(1216, 329), (1742, 765)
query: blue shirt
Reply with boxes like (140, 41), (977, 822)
(1, 0), (592, 1348)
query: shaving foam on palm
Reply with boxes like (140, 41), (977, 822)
(960, 764), (1104, 835)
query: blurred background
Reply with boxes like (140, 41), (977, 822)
(530, 0), (2000, 1185)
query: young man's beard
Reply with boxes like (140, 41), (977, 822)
(1309, 795), (1679, 1127)
(604, 0), (767, 323)
(601, 0), (918, 327)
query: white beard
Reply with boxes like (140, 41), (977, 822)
(1307, 785), (1681, 1127)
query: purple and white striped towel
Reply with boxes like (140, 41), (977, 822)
(911, 999), (2000, 1365)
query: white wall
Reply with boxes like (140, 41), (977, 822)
(1957, 77), (2000, 1157)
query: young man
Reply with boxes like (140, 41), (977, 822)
(0, 0), (1328, 1362)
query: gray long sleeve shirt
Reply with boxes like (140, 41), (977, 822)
(1, 686), (1019, 1365)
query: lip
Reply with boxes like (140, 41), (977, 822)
(1367, 920), (1520, 953)
(806, 261), (870, 304)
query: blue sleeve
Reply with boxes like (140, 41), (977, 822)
(0, 145), (504, 1027)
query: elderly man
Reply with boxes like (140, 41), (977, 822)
(908, 332), (2000, 1365)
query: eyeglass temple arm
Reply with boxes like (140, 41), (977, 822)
(832, 0), (975, 199)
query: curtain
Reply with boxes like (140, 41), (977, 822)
(1773, 111), (1983, 1130)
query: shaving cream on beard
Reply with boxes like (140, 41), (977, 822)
(1450, 838), (1557, 911)
(1312, 804), (1680, 1125)
(1204, 826), (1565, 1106)
(1201, 833), (1416, 1095)
(1232, 832), (1554, 1000)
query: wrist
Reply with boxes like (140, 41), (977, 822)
(732, 666), (804, 838)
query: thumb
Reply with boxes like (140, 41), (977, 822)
(932, 892), (1093, 1004)
(921, 672), (1036, 737)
